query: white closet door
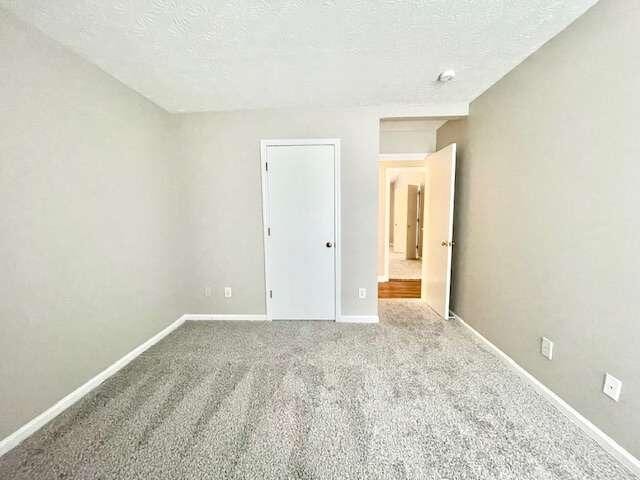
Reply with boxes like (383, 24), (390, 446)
(263, 142), (337, 320)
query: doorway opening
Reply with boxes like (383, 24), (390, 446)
(377, 118), (457, 318)
(383, 167), (425, 298)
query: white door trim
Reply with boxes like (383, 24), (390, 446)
(260, 139), (341, 321)
(378, 153), (430, 162)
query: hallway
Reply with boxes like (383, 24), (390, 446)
(388, 248), (422, 280)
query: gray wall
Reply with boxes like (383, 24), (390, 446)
(0, 10), (189, 438)
(437, 0), (640, 457)
(175, 109), (379, 317)
(379, 118), (441, 154)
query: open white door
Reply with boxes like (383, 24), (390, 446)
(261, 139), (340, 320)
(422, 144), (456, 318)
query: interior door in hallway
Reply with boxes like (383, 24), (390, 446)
(405, 185), (419, 259)
(417, 186), (424, 258)
(422, 143), (456, 319)
(261, 140), (339, 320)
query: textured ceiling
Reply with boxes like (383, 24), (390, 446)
(1, 0), (597, 113)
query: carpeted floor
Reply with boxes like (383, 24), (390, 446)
(0, 301), (636, 480)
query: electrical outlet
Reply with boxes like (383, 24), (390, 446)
(358, 288), (367, 299)
(224, 287), (232, 298)
(541, 337), (553, 360)
(603, 373), (622, 402)
(204, 286), (212, 297)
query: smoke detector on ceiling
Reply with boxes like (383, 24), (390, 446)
(437, 69), (456, 83)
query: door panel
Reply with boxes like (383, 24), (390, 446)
(389, 182), (395, 246)
(405, 185), (419, 260)
(265, 144), (336, 320)
(422, 144), (456, 318)
(417, 186), (425, 258)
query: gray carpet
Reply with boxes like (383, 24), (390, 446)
(0, 301), (636, 480)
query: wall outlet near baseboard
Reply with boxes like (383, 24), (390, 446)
(204, 286), (212, 297)
(358, 288), (367, 299)
(224, 287), (232, 298)
(541, 337), (553, 360)
(603, 373), (622, 402)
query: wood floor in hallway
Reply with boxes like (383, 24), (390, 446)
(378, 279), (421, 298)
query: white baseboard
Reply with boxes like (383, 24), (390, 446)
(185, 314), (379, 323)
(377, 275), (389, 283)
(337, 315), (379, 324)
(450, 311), (640, 477)
(183, 314), (268, 321)
(0, 315), (186, 458)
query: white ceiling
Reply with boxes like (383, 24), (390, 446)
(2, 0), (597, 113)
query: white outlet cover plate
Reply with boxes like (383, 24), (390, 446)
(358, 288), (367, 299)
(603, 373), (622, 402)
(224, 287), (232, 298)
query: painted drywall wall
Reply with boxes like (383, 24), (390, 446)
(0, 10), (189, 439)
(174, 108), (379, 316)
(379, 118), (444, 154)
(437, 0), (640, 458)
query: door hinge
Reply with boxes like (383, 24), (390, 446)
(269, 290), (273, 299)
(267, 227), (271, 236)
(265, 162), (269, 171)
